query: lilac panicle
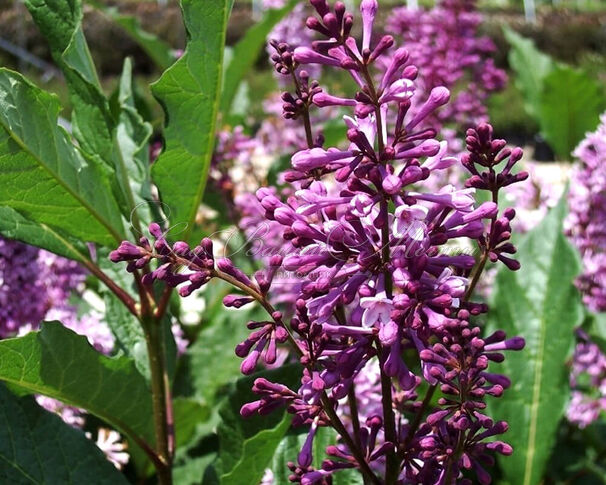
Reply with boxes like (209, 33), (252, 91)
(110, 1), (528, 482)
(566, 113), (606, 313)
(564, 114), (606, 429)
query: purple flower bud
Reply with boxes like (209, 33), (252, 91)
(294, 47), (340, 67)
(360, 0), (377, 50)
(406, 86), (450, 131)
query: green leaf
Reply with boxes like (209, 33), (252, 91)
(0, 322), (155, 450)
(332, 470), (365, 485)
(173, 397), (211, 450)
(103, 292), (149, 380)
(0, 383), (128, 484)
(24, 0), (115, 166)
(173, 299), (266, 406)
(503, 27), (555, 118)
(113, 58), (154, 229)
(151, 0), (233, 243)
(537, 65), (606, 159)
(219, 0), (297, 116)
(221, 413), (291, 485)
(0, 69), (125, 246)
(270, 426), (364, 485)
(271, 426), (335, 484)
(584, 312), (606, 353)
(544, 421), (606, 485)
(86, 0), (174, 70)
(0, 206), (90, 262)
(214, 365), (301, 485)
(488, 197), (583, 485)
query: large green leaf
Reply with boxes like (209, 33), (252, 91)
(537, 65), (605, 159)
(103, 292), (149, 380)
(0, 383), (128, 484)
(219, 0), (297, 116)
(0, 322), (155, 450)
(25, 0), (151, 228)
(24, 0), (115, 166)
(151, 0), (233, 243)
(504, 27), (555, 119)
(0, 69), (125, 246)
(0, 206), (90, 262)
(488, 198), (583, 485)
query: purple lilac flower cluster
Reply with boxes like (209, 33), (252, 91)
(385, 0), (506, 135)
(0, 237), (84, 337)
(566, 113), (606, 313)
(111, 1), (527, 482)
(566, 331), (606, 428)
(565, 114), (606, 428)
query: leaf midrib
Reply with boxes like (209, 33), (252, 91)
(184, 7), (230, 243)
(522, 230), (567, 485)
(0, 122), (122, 244)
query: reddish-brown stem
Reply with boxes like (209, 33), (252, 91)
(154, 286), (173, 320)
(83, 261), (138, 315)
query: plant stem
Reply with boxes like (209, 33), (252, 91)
(83, 261), (138, 315)
(377, 342), (399, 484)
(321, 395), (382, 485)
(348, 384), (362, 448)
(404, 385), (436, 448)
(143, 315), (173, 485)
(464, 186), (499, 301)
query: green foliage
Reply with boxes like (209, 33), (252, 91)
(0, 69), (125, 247)
(503, 27), (555, 119)
(151, 0), (233, 243)
(174, 301), (266, 407)
(24, 0), (115, 168)
(0, 383), (128, 484)
(488, 198), (584, 485)
(543, 421), (606, 484)
(504, 27), (606, 159)
(270, 426), (364, 485)
(113, 58), (154, 228)
(213, 365), (301, 485)
(87, 0), (174, 70)
(0, 206), (90, 262)
(585, 311), (606, 350)
(0, 323), (155, 449)
(220, 0), (297, 116)
(538, 65), (606, 161)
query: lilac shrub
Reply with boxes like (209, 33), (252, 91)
(111, 1), (529, 482)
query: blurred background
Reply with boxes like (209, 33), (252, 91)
(1, 0), (606, 162)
